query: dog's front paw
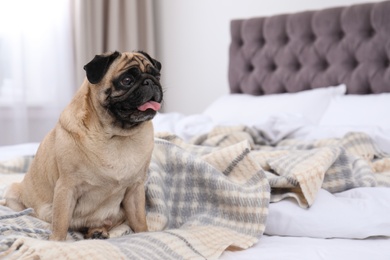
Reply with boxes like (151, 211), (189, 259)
(81, 227), (110, 239)
(90, 230), (110, 239)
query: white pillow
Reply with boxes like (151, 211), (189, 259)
(319, 93), (390, 128)
(203, 84), (346, 126)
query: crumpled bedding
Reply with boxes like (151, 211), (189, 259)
(1, 126), (389, 259)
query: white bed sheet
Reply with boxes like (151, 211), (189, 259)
(266, 187), (390, 239)
(220, 235), (390, 260)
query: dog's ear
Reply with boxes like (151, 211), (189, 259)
(84, 51), (121, 84)
(137, 51), (162, 72)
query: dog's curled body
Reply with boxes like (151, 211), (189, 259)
(3, 51), (163, 240)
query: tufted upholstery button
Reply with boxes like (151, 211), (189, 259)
(279, 36), (289, 45)
(258, 38), (265, 46)
(294, 62), (301, 71)
(269, 63), (277, 71)
(384, 59), (390, 68)
(366, 28), (375, 38)
(349, 58), (358, 69)
(338, 31), (345, 40)
(247, 63), (254, 71)
(319, 60), (329, 70)
(308, 33), (316, 42)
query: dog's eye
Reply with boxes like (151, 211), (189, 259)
(120, 77), (133, 87)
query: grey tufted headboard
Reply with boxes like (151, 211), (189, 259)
(229, 1), (390, 95)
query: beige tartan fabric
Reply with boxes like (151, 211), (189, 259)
(1, 126), (390, 259)
(192, 126), (390, 208)
(0, 134), (269, 259)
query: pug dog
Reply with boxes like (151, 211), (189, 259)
(2, 51), (163, 241)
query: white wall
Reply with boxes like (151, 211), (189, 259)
(155, 0), (380, 115)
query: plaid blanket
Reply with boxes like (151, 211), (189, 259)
(1, 126), (390, 259)
(190, 126), (390, 207)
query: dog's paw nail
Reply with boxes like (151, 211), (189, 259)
(91, 231), (102, 239)
(90, 231), (109, 239)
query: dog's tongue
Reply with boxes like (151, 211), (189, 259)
(137, 101), (161, 111)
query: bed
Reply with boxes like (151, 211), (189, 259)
(1, 1), (390, 259)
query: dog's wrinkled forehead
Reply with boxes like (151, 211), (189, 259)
(117, 52), (152, 73)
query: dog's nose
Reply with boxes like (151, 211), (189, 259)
(143, 79), (154, 86)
